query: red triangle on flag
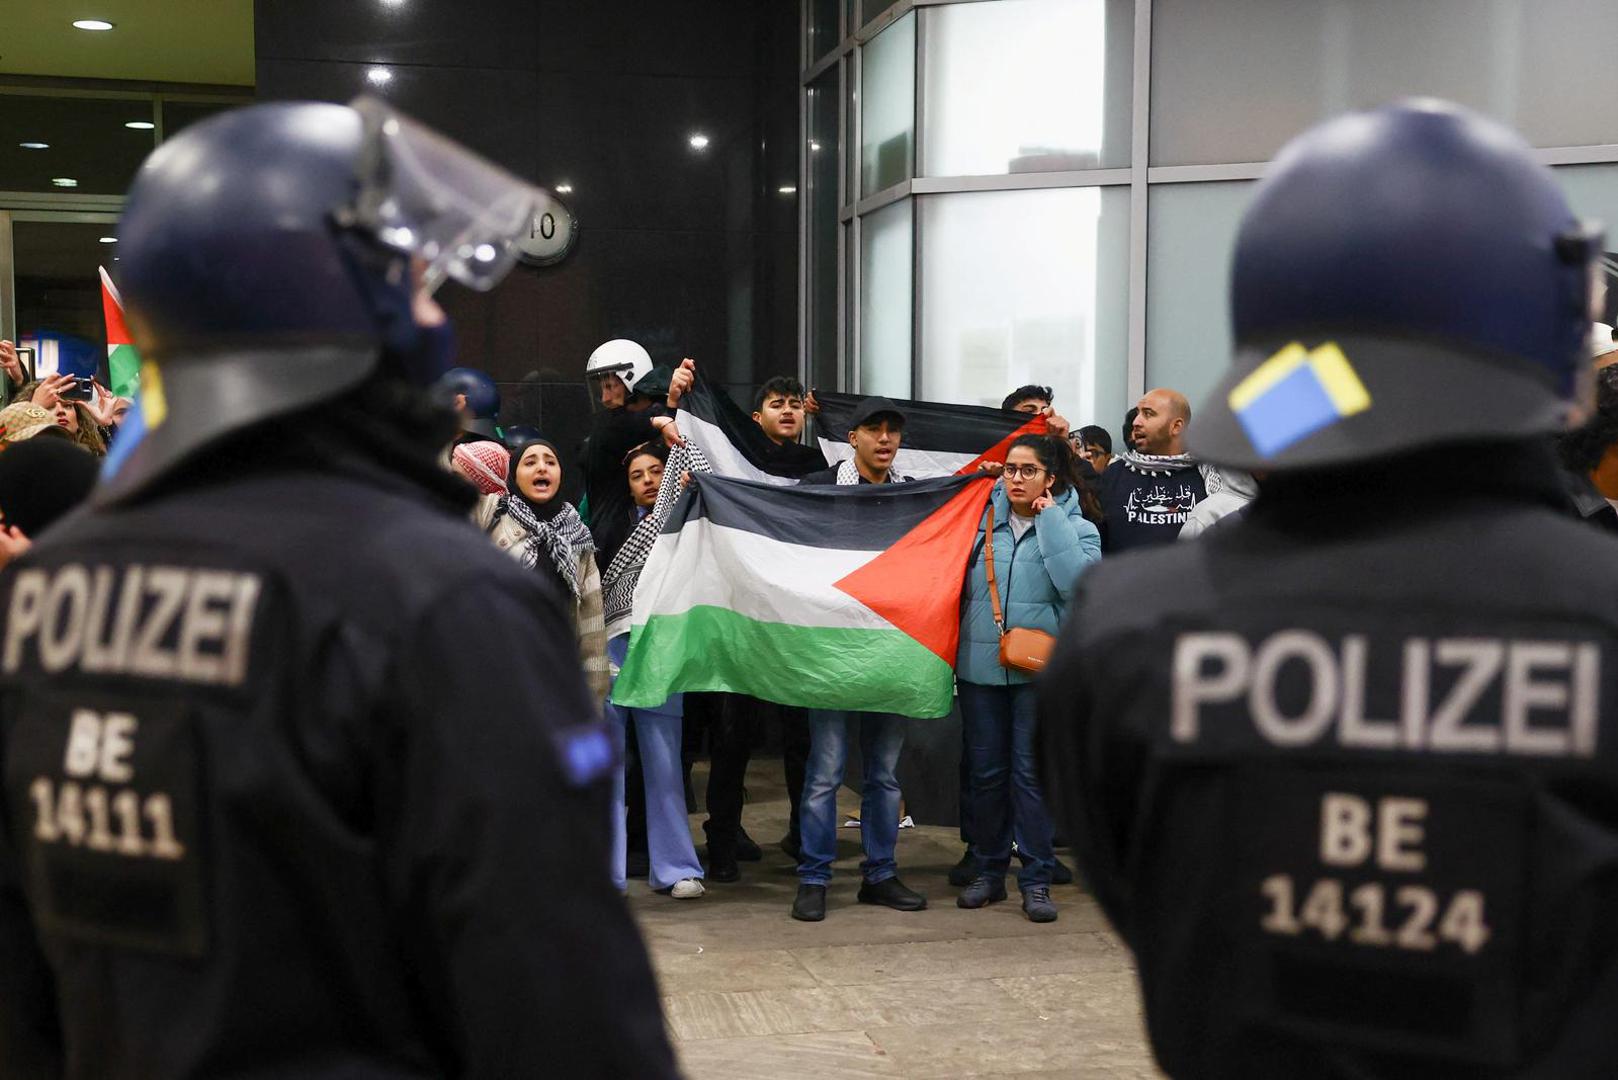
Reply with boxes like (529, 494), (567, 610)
(834, 476), (995, 665)
(99, 266), (133, 347)
(954, 414), (1048, 475)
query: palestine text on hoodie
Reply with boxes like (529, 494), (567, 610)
(612, 473), (992, 718)
(1097, 450), (1210, 552)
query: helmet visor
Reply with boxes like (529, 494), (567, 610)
(346, 95), (544, 293)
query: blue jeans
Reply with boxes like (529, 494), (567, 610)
(798, 710), (905, 886)
(959, 680), (1054, 890)
(607, 635), (703, 891)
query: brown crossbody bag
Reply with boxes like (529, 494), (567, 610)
(982, 511), (1056, 674)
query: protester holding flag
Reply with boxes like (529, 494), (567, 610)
(808, 389), (1047, 480)
(956, 434), (1100, 923)
(601, 436), (711, 898)
(475, 436), (609, 701)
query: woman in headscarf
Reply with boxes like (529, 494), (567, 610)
(475, 435), (609, 700)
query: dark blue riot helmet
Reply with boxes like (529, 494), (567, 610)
(434, 366), (502, 439)
(502, 424), (544, 452)
(99, 96), (547, 504)
(1191, 99), (1605, 472)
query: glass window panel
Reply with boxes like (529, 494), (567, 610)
(807, 70), (840, 393)
(861, 0), (898, 29)
(161, 99), (244, 140)
(919, 186), (1129, 431)
(807, 0), (839, 63)
(1152, 0), (1618, 167)
(922, 0), (1132, 176)
(860, 12), (914, 197)
(0, 95), (155, 195)
(1146, 181), (1258, 416)
(859, 198), (912, 397)
(1556, 164), (1618, 326)
(14, 219), (123, 380)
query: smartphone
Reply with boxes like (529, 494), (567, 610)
(13, 346), (34, 383)
(59, 376), (94, 402)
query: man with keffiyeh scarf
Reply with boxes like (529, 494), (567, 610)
(1096, 387), (1216, 551)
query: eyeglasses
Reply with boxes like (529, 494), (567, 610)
(1002, 464), (1047, 480)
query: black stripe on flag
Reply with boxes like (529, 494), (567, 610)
(678, 376), (828, 480)
(665, 473), (983, 551)
(812, 391), (1034, 457)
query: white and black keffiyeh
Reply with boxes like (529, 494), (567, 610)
(1116, 448), (1220, 493)
(836, 457), (909, 485)
(602, 440), (712, 637)
(494, 496), (595, 598)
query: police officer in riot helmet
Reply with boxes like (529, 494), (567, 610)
(1041, 99), (1618, 1078)
(0, 98), (678, 1079)
(435, 365), (503, 444)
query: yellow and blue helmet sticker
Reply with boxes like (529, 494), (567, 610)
(1228, 341), (1371, 457)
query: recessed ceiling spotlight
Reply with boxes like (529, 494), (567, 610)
(98, 236), (118, 244)
(778, 186), (797, 195)
(366, 66), (392, 86)
(555, 183), (574, 194)
(18, 142), (48, 150)
(809, 141), (822, 152)
(50, 177), (78, 188)
(124, 120), (155, 130)
(72, 19), (115, 30)
(688, 133), (710, 151)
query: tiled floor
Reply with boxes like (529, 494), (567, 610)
(627, 760), (1162, 1079)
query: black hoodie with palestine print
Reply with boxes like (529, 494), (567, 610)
(1096, 450), (1211, 553)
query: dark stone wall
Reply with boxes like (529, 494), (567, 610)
(255, 1), (800, 407)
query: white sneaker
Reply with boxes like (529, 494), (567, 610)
(670, 878), (705, 899)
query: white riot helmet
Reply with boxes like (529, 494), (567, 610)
(585, 338), (654, 394)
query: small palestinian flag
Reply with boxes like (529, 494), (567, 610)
(613, 472), (992, 718)
(675, 375), (827, 484)
(812, 391), (1046, 477)
(99, 266), (140, 399)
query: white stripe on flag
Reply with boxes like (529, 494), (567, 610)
(631, 517), (897, 632)
(680, 410), (798, 485)
(814, 439), (979, 479)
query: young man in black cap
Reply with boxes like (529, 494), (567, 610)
(792, 397), (925, 921)
(800, 396), (909, 486)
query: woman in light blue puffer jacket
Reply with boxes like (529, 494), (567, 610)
(956, 433), (1101, 922)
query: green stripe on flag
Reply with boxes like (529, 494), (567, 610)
(613, 604), (956, 718)
(108, 343), (141, 399)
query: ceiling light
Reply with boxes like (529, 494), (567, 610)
(98, 236), (118, 244)
(18, 142), (48, 150)
(50, 178), (78, 188)
(124, 120), (154, 130)
(778, 186), (797, 195)
(555, 183), (573, 194)
(809, 141), (822, 152)
(366, 66), (393, 86)
(72, 19), (115, 30)
(688, 133), (710, 150)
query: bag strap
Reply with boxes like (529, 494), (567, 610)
(983, 509), (1005, 637)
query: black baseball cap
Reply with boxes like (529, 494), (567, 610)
(847, 396), (906, 432)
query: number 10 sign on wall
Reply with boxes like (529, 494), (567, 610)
(515, 190), (578, 267)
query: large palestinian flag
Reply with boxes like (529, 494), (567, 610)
(99, 266), (140, 399)
(675, 375), (827, 484)
(813, 391), (1046, 478)
(613, 473), (993, 718)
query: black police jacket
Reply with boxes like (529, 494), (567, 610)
(1041, 449), (1618, 1079)
(0, 419), (678, 1079)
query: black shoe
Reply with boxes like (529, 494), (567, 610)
(857, 876), (927, 912)
(778, 833), (801, 860)
(957, 875), (1008, 909)
(791, 883), (827, 922)
(735, 826), (763, 862)
(626, 849), (650, 879)
(1022, 884), (1058, 923)
(948, 848), (977, 888)
(707, 849), (740, 883)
